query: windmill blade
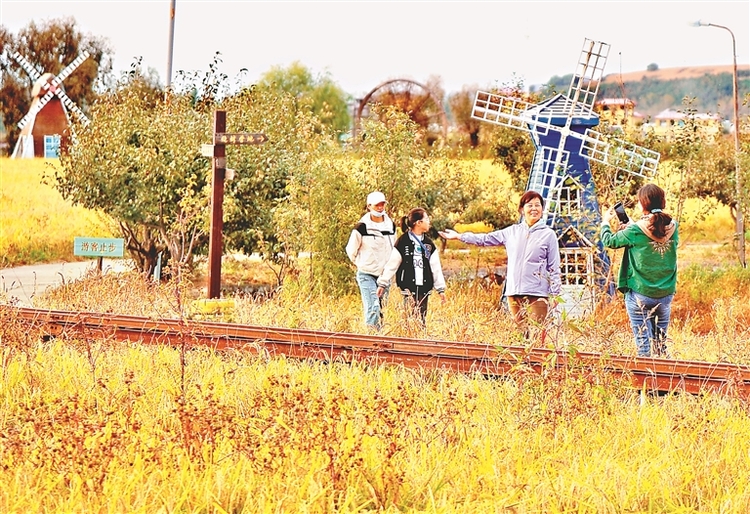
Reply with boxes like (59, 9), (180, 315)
(582, 129), (660, 178)
(11, 51), (43, 82)
(46, 51), (90, 91)
(566, 39), (609, 112)
(471, 90), (557, 136)
(55, 89), (90, 126)
(17, 90), (55, 130)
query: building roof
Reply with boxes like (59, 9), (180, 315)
(526, 93), (598, 126)
(595, 98), (636, 108)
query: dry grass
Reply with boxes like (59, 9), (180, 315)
(1, 300), (750, 512)
(2, 157), (750, 512)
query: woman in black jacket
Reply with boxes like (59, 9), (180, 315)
(377, 208), (446, 325)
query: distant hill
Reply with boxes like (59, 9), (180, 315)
(543, 64), (750, 119)
(602, 64), (750, 84)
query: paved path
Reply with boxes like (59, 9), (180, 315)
(1, 259), (132, 306)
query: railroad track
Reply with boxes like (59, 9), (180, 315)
(5, 306), (750, 396)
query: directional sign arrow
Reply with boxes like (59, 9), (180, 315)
(214, 132), (268, 145)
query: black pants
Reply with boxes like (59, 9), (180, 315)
(402, 288), (430, 325)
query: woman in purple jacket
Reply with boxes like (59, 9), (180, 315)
(440, 190), (561, 339)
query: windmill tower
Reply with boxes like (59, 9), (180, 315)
(471, 39), (660, 316)
(10, 50), (90, 159)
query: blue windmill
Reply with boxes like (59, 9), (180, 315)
(471, 39), (660, 315)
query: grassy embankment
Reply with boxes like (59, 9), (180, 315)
(1, 157), (750, 512)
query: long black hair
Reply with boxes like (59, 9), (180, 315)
(638, 183), (672, 238)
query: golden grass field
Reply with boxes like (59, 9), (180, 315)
(2, 157), (750, 512)
(0, 158), (116, 266)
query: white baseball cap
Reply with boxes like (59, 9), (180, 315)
(366, 191), (387, 205)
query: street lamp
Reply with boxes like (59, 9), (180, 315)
(165, 0), (176, 96)
(692, 20), (746, 267)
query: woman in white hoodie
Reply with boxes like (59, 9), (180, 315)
(345, 191), (396, 330)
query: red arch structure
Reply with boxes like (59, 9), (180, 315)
(352, 78), (448, 142)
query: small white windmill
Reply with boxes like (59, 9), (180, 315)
(471, 38), (661, 315)
(10, 50), (90, 158)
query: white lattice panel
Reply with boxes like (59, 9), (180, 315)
(567, 39), (610, 111)
(582, 129), (660, 177)
(471, 91), (554, 136)
(11, 51), (43, 81)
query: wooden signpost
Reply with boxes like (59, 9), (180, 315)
(204, 110), (267, 299)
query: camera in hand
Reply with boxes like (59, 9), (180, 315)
(613, 202), (629, 224)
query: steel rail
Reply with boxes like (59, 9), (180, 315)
(5, 306), (750, 395)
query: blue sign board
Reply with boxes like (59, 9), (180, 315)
(74, 237), (125, 258)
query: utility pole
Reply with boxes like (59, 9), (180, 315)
(693, 20), (745, 267)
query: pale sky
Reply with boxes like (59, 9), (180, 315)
(2, 0), (748, 98)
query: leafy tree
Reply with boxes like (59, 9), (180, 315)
(255, 61), (351, 140)
(0, 17), (113, 153)
(54, 66), (211, 275)
(275, 145), (361, 294)
(54, 53), (337, 280)
(651, 97), (749, 253)
(218, 83), (331, 282)
(278, 105), (425, 293)
(355, 105), (425, 217)
(448, 86), (482, 148)
(367, 76), (447, 146)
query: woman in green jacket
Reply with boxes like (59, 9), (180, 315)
(600, 184), (678, 358)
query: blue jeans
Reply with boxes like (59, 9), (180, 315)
(356, 272), (388, 329)
(624, 290), (673, 357)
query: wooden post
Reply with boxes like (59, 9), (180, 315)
(207, 110), (226, 299)
(203, 111), (267, 299)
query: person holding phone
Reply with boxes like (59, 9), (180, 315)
(613, 202), (630, 225)
(440, 190), (561, 341)
(601, 184), (678, 358)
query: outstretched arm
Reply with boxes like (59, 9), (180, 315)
(438, 229), (461, 240)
